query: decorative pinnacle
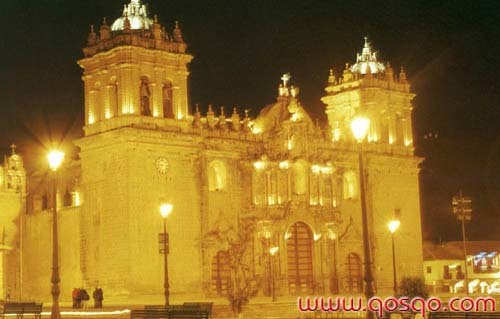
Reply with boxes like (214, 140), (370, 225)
(102, 17), (107, 25)
(10, 144), (16, 155)
(220, 106), (225, 117)
(154, 14), (158, 23)
(90, 25), (95, 33)
(364, 36), (368, 48)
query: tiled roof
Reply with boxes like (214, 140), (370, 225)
(423, 241), (500, 261)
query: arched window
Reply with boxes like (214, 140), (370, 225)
(287, 222), (313, 294)
(139, 76), (151, 116)
(63, 189), (72, 207)
(345, 253), (362, 293)
(292, 161), (307, 195)
(211, 251), (231, 296)
(208, 160), (227, 192)
(42, 194), (48, 210)
(163, 82), (174, 118)
(343, 170), (358, 200)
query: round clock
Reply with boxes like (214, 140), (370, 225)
(156, 157), (169, 174)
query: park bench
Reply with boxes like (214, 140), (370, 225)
(0, 302), (43, 319)
(182, 303), (213, 318)
(428, 312), (500, 319)
(132, 305), (209, 319)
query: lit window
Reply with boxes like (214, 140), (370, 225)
(208, 160), (227, 192)
(72, 192), (81, 207)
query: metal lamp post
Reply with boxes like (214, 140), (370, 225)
(160, 203), (173, 306)
(269, 246), (279, 302)
(47, 150), (64, 319)
(388, 219), (400, 296)
(452, 192), (472, 295)
(350, 116), (375, 319)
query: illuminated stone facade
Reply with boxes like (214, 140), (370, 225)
(13, 0), (423, 306)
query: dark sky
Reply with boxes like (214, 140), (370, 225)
(1, 0), (499, 242)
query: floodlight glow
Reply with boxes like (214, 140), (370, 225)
(160, 203), (173, 218)
(47, 150), (65, 171)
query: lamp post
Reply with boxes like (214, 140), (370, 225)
(388, 219), (400, 296)
(47, 150), (64, 319)
(160, 203), (173, 306)
(350, 116), (375, 319)
(269, 246), (279, 302)
(452, 191), (472, 295)
(326, 224), (339, 294)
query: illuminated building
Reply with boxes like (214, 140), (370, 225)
(0, 0), (423, 311)
(424, 241), (500, 295)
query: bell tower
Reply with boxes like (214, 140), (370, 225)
(321, 37), (414, 150)
(75, 1), (202, 301)
(78, 0), (192, 136)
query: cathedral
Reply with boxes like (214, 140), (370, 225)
(0, 0), (423, 308)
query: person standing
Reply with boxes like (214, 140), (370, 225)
(93, 287), (103, 308)
(72, 288), (80, 309)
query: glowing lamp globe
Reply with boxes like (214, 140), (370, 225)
(350, 116), (370, 142)
(47, 150), (65, 171)
(388, 219), (401, 234)
(269, 246), (279, 256)
(160, 203), (173, 219)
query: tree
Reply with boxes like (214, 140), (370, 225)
(398, 276), (428, 299)
(205, 217), (261, 317)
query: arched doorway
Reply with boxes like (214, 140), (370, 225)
(345, 253), (362, 293)
(286, 222), (313, 294)
(211, 251), (231, 296)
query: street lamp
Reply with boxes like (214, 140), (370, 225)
(47, 149), (64, 319)
(350, 116), (375, 319)
(269, 246), (279, 302)
(326, 224), (339, 294)
(388, 219), (400, 295)
(160, 203), (173, 306)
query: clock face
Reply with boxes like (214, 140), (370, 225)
(156, 157), (169, 174)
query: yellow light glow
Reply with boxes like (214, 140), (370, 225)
(311, 164), (321, 175)
(47, 150), (65, 171)
(279, 160), (289, 170)
(287, 138), (293, 150)
(327, 229), (337, 240)
(253, 160), (267, 170)
(284, 232), (291, 240)
(72, 192), (81, 207)
(388, 219), (400, 234)
(105, 111), (111, 119)
(159, 203), (173, 219)
(290, 113), (301, 122)
(88, 114), (95, 124)
(177, 111), (184, 120)
(321, 164), (334, 175)
(332, 128), (341, 142)
(350, 116), (370, 142)
(251, 125), (262, 134)
(269, 246), (279, 256)
(313, 233), (322, 241)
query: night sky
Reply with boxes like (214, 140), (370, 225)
(1, 0), (499, 242)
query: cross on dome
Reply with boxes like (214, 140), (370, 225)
(281, 73), (291, 87)
(111, 0), (153, 31)
(10, 144), (16, 154)
(350, 37), (386, 75)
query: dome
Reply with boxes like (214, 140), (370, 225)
(111, 0), (154, 31)
(350, 37), (386, 75)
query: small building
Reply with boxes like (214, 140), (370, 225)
(424, 241), (500, 295)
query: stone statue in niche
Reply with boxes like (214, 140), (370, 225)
(140, 77), (151, 116)
(163, 83), (173, 118)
